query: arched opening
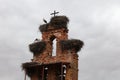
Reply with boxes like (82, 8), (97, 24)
(50, 35), (57, 56)
(52, 39), (57, 56)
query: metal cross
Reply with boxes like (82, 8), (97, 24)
(50, 10), (59, 16)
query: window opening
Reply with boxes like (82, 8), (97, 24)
(52, 39), (57, 56)
(44, 67), (48, 80)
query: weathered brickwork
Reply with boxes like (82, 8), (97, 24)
(22, 16), (83, 80)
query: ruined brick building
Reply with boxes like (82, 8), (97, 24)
(22, 14), (84, 80)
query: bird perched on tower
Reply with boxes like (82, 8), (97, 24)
(34, 38), (40, 43)
(43, 19), (47, 24)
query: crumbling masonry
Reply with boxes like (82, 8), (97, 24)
(22, 15), (84, 80)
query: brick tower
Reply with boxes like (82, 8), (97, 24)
(22, 14), (84, 80)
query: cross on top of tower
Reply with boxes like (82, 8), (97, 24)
(50, 10), (59, 16)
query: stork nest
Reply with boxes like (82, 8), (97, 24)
(29, 41), (46, 54)
(22, 62), (39, 69)
(39, 23), (49, 32)
(60, 39), (84, 52)
(22, 62), (39, 77)
(39, 16), (69, 32)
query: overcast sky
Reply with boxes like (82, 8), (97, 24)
(0, 0), (120, 80)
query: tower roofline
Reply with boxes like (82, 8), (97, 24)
(39, 16), (69, 32)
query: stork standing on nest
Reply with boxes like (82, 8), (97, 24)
(43, 19), (47, 24)
(34, 38), (40, 43)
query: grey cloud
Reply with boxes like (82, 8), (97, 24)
(0, 0), (120, 80)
